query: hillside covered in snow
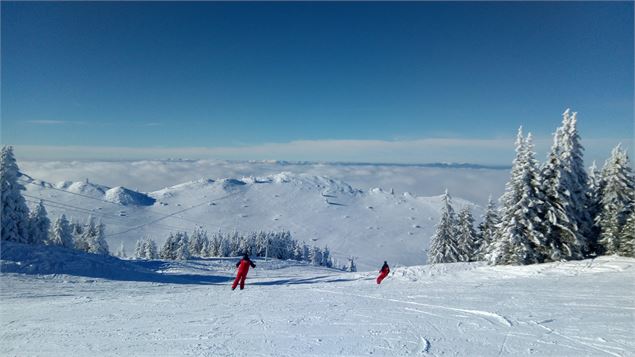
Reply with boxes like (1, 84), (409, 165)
(23, 171), (482, 270)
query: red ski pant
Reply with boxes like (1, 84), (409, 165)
(232, 272), (248, 290)
(376, 271), (389, 284)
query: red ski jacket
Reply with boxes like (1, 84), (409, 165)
(379, 263), (390, 274)
(236, 258), (256, 275)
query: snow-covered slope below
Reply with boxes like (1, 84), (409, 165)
(0, 241), (153, 280)
(1, 254), (633, 356)
(24, 172), (480, 270)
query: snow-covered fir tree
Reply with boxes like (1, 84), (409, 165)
(322, 246), (333, 267)
(145, 238), (159, 259)
(160, 232), (190, 260)
(292, 241), (304, 261)
(228, 231), (241, 256)
(489, 131), (547, 265)
(49, 214), (74, 248)
(559, 110), (592, 248)
(207, 233), (221, 257)
(219, 234), (231, 257)
(586, 161), (604, 253)
(28, 200), (50, 245)
(427, 190), (460, 264)
(75, 216), (95, 252)
(618, 209), (635, 257)
(597, 145), (635, 255)
(116, 241), (127, 259)
(310, 246), (323, 266)
(135, 237), (159, 259)
(347, 257), (357, 272)
(75, 216), (109, 255)
(539, 121), (584, 261)
(301, 244), (310, 262)
(188, 227), (209, 257)
(456, 206), (478, 262)
(134, 239), (144, 258)
(88, 220), (110, 255)
(0, 146), (31, 243)
(475, 197), (499, 261)
(70, 218), (83, 241)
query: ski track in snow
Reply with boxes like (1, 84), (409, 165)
(314, 288), (513, 327)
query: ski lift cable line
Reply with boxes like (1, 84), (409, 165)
(18, 171), (242, 234)
(23, 199), (119, 222)
(23, 195), (121, 219)
(106, 191), (239, 238)
(19, 173), (222, 226)
(17, 175), (124, 206)
(24, 198), (214, 235)
(23, 186), (237, 234)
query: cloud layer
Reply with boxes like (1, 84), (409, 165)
(13, 136), (630, 166)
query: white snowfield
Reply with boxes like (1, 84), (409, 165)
(23, 171), (480, 270)
(2, 243), (634, 356)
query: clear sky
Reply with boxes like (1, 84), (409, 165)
(1, 1), (633, 164)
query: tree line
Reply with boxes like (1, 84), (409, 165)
(128, 229), (353, 270)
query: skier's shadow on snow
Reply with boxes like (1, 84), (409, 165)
(126, 260), (235, 285)
(251, 275), (359, 286)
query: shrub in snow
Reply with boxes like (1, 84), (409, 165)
(0, 146), (31, 243)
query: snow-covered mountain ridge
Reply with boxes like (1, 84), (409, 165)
(24, 172), (481, 270)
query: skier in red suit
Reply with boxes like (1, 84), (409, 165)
(376, 261), (390, 284)
(232, 253), (256, 290)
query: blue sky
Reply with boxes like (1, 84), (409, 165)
(2, 1), (633, 164)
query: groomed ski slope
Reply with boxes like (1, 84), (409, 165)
(2, 254), (634, 356)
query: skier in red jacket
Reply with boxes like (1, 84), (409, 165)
(376, 261), (390, 284)
(232, 253), (256, 290)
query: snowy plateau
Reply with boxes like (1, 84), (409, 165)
(2, 160), (634, 356)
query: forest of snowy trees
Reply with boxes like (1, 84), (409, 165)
(428, 109), (635, 265)
(130, 229), (343, 269)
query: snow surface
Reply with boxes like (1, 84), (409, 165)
(23, 172), (480, 270)
(1, 242), (633, 356)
